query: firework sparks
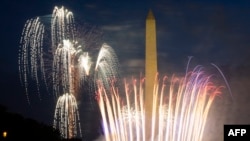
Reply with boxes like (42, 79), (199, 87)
(19, 5), (119, 140)
(51, 6), (76, 52)
(19, 17), (45, 102)
(95, 43), (119, 90)
(78, 52), (92, 76)
(19, 6), (118, 101)
(53, 93), (82, 139)
(97, 66), (223, 141)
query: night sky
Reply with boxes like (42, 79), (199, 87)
(1, 0), (250, 140)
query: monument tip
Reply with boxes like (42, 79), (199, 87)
(147, 9), (155, 20)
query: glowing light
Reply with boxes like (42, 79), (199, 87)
(2, 131), (7, 138)
(78, 52), (92, 76)
(97, 66), (223, 141)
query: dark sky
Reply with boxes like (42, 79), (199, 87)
(1, 0), (250, 140)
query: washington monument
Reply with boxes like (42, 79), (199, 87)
(145, 9), (157, 138)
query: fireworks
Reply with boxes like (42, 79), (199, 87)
(53, 93), (82, 139)
(19, 6), (119, 139)
(19, 6), (118, 101)
(96, 66), (223, 141)
(18, 17), (45, 102)
(18, 5), (229, 141)
(18, 6), (77, 101)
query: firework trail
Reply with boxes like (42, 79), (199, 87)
(53, 93), (82, 139)
(95, 43), (119, 91)
(51, 6), (76, 53)
(18, 17), (45, 102)
(96, 65), (223, 141)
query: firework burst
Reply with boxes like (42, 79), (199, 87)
(96, 65), (223, 141)
(53, 93), (82, 139)
(19, 6), (119, 140)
